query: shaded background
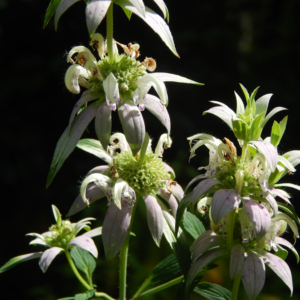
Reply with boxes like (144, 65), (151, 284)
(1, 0), (300, 299)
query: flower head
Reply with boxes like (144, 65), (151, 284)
(68, 133), (184, 260)
(0, 206), (101, 273)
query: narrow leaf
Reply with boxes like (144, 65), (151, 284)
(54, 0), (81, 30)
(270, 121), (281, 147)
(44, 0), (63, 28)
(194, 282), (232, 300)
(182, 211), (205, 240)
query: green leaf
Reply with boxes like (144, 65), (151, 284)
(84, 0), (89, 3)
(249, 86), (259, 116)
(279, 115), (288, 139)
(0, 252), (43, 273)
(76, 138), (112, 163)
(43, 0), (63, 28)
(239, 84), (249, 103)
(182, 212), (205, 239)
(275, 245), (288, 261)
(74, 290), (95, 300)
(120, 6), (132, 19)
(249, 112), (264, 140)
(277, 203), (300, 225)
(270, 121), (281, 146)
(232, 118), (248, 141)
(136, 254), (181, 294)
(70, 247), (96, 284)
(194, 282), (232, 300)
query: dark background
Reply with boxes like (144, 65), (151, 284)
(1, 0), (300, 299)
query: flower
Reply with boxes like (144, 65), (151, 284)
(46, 34), (201, 187)
(67, 133), (184, 260)
(52, 0), (177, 56)
(0, 205), (102, 273)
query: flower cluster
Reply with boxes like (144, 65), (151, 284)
(0, 206), (101, 273)
(178, 86), (300, 300)
(68, 133), (184, 260)
(47, 33), (200, 188)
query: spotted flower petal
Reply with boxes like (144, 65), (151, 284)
(103, 73), (120, 111)
(39, 247), (64, 273)
(230, 243), (245, 279)
(65, 64), (90, 94)
(68, 236), (98, 258)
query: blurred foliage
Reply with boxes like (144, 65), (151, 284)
(1, 0), (300, 299)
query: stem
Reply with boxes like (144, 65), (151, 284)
(106, 3), (114, 63)
(240, 142), (248, 163)
(65, 250), (92, 290)
(95, 292), (116, 300)
(227, 210), (236, 253)
(231, 274), (241, 300)
(132, 276), (184, 299)
(119, 200), (139, 300)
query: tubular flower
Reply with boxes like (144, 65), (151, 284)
(47, 33), (201, 188)
(68, 133), (184, 260)
(0, 206), (102, 273)
(178, 86), (300, 300)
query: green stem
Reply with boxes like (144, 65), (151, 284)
(119, 200), (139, 300)
(106, 3), (114, 63)
(240, 141), (248, 163)
(65, 250), (92, 290)
(231, 274), (241, 300)
(132, 276), (184, 299)
(227, 210), (236, 253)
(95, 292), (116, 300)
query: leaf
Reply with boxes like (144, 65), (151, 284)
(74, 290), (96, 300)
(121, 6), (132, 19)
(277, 203), (300, 225)
(194, 282), (232, 300)
(0, 252), (43, 273)
(46, 102), (98, 188)
(270, 121), (281, 147)
(275, 245), (288, 261)
(77, 138), (112, 163)
(136, 254), (181, 294)
(182, 212), (205, 239)
(249, 112), (264, 140)
(279, 116), (288, 139)
(70, 246), (96, 284)
(54, 0), (81, 30)
(232, 118), (248, 141)
(43, 0), (63, 28)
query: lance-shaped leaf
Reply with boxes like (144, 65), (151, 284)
(0, 252), (43, 273)
(114, 0), (178, 57)
(118, 102), (145, 155)
(264, 252), (293, 295)
(47, 102), (98, 188)
(69, 236), (98, 258)
(194, 282), (232, 300)
(235, 91), (245, 116)
(191, 230), (224, 261)
(241, 251), (265, 300)
(76, 139), (112, 163)
(102, 203), (132, 260)
(255, 93), (272, 117)
(243, 199), (271, 241)
(262, 106), (287, 128)
(151, 72), (203, 85)
(54, 0), (81, 30)
(250, 140), (278, 173)
(86, 0), (111, 36)
(144, 195), (164, 246)
(144, 94), (170, 134)
(230, 243), (245, 279)
(182, 211), (205, 241)
(44, 0), (63, 28)
(186, 247), (227, 298)
(95, 102), (112, 150)
(39, 247), (64, 273)
(211, 189), (240, 224)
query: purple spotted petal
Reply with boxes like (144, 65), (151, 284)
(144, 94), (170, 134)
(118, 102), (145, 155)
(250, 140), (278, 173)
(211, 189), (241, 224)
(54, 0), (81, 30)
(86, 165), (110, 176)
(230, 243), (245, 279)
(170, 182), (184, 202)
(191, 230), (224, 261)
(95, 102), (112, 150)
(157, 189), (178, 217)
(82, 227), (102, 238)
(151, 72), (200, 85)
(270, 188), (291, 204)
(264, 251), (293, 295)
(69, 90), (98, 129)
(243, 199), (271, 241)
(86, 0), (111, 36)
(39, 247), (64, 273)
(69, 236), (98, 258)
(255, 94), (273, 116)
(192, 178), (221, 204)
(241, 251), (265, 300)
(67, 183), (105, 216)
(143, 195), (164, 246)
(47, 102), (98, 188)
(185, 174), (207, 192)
(102, 202), (132, 260)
